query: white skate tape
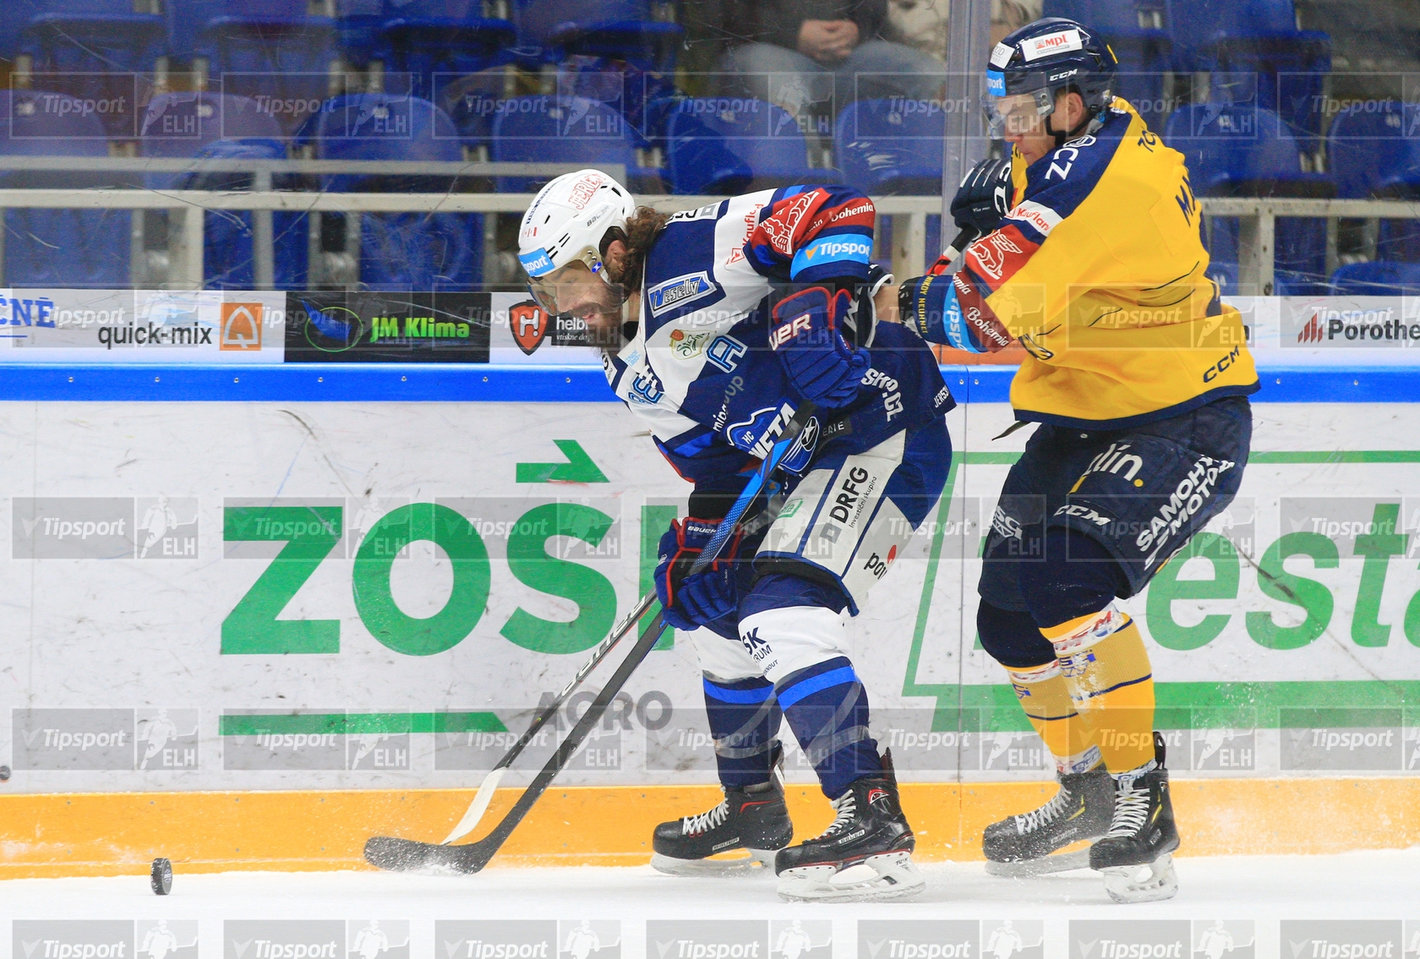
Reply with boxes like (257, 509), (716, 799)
(1099, 853), (1180, 903)
(776, 850), (926, 902)
(984, 847), (1092, 878)
(649, 848), (778, 877)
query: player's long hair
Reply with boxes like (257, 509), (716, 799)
(615, 206), (672, 294)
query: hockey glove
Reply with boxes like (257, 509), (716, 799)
(655, 517), (742, 631)
(950, 158), (1013, 236)
(770, 286), (870, 409)
(897, 272), (1013, 352)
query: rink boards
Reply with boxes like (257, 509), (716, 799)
(0, 351), (1418, 875)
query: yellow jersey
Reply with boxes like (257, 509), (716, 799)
(946, 98), (1258, 429)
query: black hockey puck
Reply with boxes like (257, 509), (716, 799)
(150, 857), (172, 896)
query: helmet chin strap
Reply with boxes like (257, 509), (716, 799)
(1044, 110), (1092, 148)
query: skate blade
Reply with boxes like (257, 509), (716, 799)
(776, 851), (925, 903)
(650, 849), (777, 877)
(984, 848), (1092, 878)
(1099, 853), (1180, 903)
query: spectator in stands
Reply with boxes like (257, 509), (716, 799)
(710, 0), (948, 138)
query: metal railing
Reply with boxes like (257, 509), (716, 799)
(0, 157), (1417, 292)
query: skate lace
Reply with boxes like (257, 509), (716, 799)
(810, 790), (858, 841)
(1014, 785), (1075, 834)
(682, 800), (731, 835)
(1103, 779), (1150, 839)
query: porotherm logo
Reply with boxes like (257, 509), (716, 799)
(1288, 299), (1420, 348)
(647, 919), (767, 959)
(437, 920), (557, 959)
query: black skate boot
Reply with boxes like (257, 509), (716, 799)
(982, 765), (1114, 877)
(650, 773), (793, 875)
(774, 752), (924, 902)
(1089, 731), (1181, 903)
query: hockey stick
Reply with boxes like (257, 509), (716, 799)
(364, 402), (817, 874)
(927, 226), (980, 276)
(438, 590), (658, 844)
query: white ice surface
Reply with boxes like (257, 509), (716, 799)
(2, 850), (1418, 956)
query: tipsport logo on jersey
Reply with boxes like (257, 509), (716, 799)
(12, 496), (199, 560)
(11, 708), (199, 772)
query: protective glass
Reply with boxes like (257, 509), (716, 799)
(985, 89), (1055, 138)
(525, 249), (604, 316)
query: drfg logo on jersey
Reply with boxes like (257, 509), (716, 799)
(646, 919), (767, 959)
(437, 920), (557, 959)
(14, 921), (135, 959)
(1068, 920), (1190, 959)
(1279, 920), (1403, 959)
(1280, 710), (1403, 772)
(858, 919), (979, 959)
(223, 920), (344, 959)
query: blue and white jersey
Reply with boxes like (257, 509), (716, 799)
(602, 185), (955, 496)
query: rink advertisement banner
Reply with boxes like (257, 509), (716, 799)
(0, 289), (285, 362)
(1, 400), (1420, 794)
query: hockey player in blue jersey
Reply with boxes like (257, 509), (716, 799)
(518, 169), (956, 902)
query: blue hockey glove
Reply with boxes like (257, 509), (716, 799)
(950, 158), (1013, 236)
(655, 517), (742, 631)
(770, 286), (870, 409)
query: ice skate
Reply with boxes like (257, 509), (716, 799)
(650, 775), (793, 876)
(983, 765), (1114, 877)
(774, 753), (924, 902)
(1089, 732), (1181, 903)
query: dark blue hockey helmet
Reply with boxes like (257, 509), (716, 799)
(984, 17), (1118, 139)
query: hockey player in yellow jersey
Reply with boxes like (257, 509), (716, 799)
(899, 16), (1258, 902)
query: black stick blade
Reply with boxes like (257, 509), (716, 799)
(364, 835), (490, 874)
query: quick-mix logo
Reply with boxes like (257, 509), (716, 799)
(1280, 920), (1403, 959)
(647, 920), (767, 959)
(224, 920), (345, 959)
(437, 920), (557, 959)
(15, 920), (135, 959)
(1070, 920), (1191, 959)
(859, 919), (979, 959)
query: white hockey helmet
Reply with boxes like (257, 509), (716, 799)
(518, 168), (636, 311)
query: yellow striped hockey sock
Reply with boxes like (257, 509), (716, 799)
(1003, 661), (1102, 775)
(1040, 606), (1156, 773)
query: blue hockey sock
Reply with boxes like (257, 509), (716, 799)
(775, 656), (881, 798)
(702, 675), (783, 789)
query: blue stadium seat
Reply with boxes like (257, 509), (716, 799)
(138, 93), (307, 290)
(170, 1), (340, 134)
(1165, 103), (1333, 293)
(512, 0), (682, 72)
(664, 98), (832, 195)
(0, 90), (131, 287)
(1328, 260), (1420, 295)
(1041, 0), (1173, 129)
(1166, 0), (1330, 154)
(304, 93), (479, 290)
(375, 0), (516, 105)
(1326, 101), (1420, 261)
(334, 0), (385, 67)
(491, 95), (659, 192)
(14, 0), (168, 139)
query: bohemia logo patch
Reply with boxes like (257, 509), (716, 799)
(510, 300), (549, 355)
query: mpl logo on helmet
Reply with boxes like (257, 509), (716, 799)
(1022, 28), (1084, 61)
